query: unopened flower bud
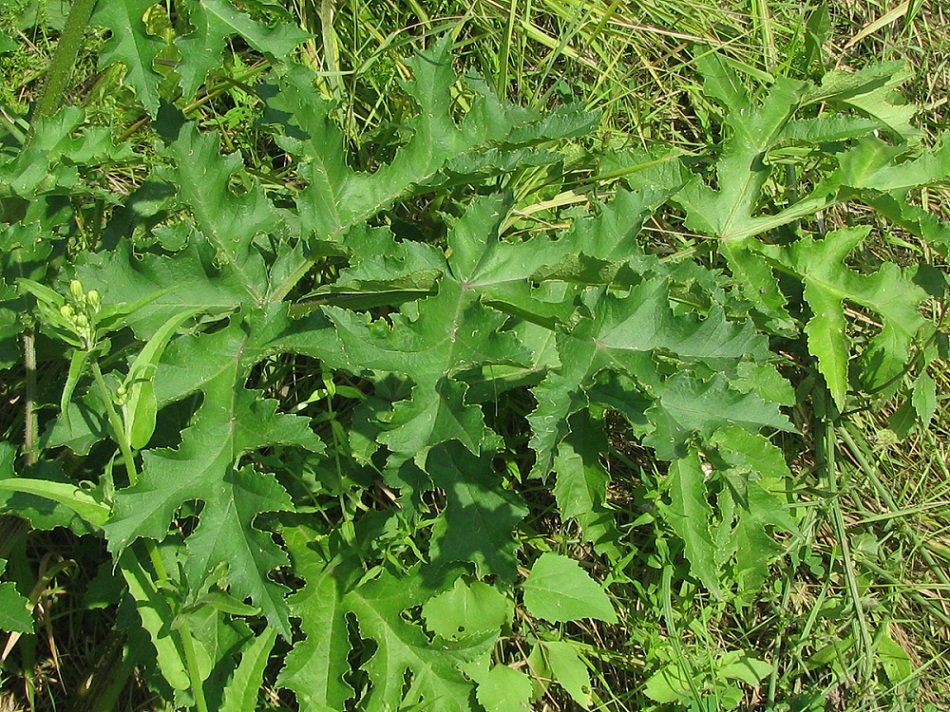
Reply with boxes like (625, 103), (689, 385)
(60, 305), (74, 319)
(69, 280), (84, 301)
(86, 290), (100, 309)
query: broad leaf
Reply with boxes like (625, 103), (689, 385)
(427, 443), (529, 582)
(522, 552), (617, 624)
(422, 578), (512, 642)
(645, 373), (795, 461)
(529, 275), (769, 474)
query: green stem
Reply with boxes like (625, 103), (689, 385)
(820, 411), (874, 683)
(23, 332), (37, 466)
(35, 0), (98, 118)
(179, 624), (210, 712)
(90, 359), (138, 486)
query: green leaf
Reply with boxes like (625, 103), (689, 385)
(220, 627), (278, 712)
(90, 0), (166, 115)
(805, 62), (921, 144)
(345, 570), (494, 712)
(156, 124), (282, 304)
(912, 372), (938, 427)
(760, 227), (929, 407)
(877, 625), (913, 684)
(422, 578), (512, 642)
(427, 443), (528, 582)
(522, 552), (617, 624)
(552, 414), (621, 555)
(0, 479), (109, 528)
(643, 663), (691, 704)
(716, 650), (772, 686)
(120, 551), (191, 691)
(174, 0), (309, 100)
(663, 449), (720, 598)
(277, 525), (354, 711)
(273, 36), (593, 247)
(541, 641), (594, 709)
(0, 559), (31, 633)
(645, 374), (795, 461)
(472, 663), (533, 712)
(676, 64), (809, 242)
(123, 307), (204, 449)
(105, 311), (326, 639)
(529, 275), (769, 473)
(323, 222), (531, 470)
(126, 378), (157, 450)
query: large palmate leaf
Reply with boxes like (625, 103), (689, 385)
(271, 35), (595, 250)
(92, 0), (308, 115)
(279, 526), (496, 712)
(758, 228), (929, 408)
(676, 56), (915, 245)
(673, 56), (933, 337)
(528, 275), (771, 474)
(104, 311), (325, 637)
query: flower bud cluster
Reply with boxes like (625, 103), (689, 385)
(62, 279), (101, 350)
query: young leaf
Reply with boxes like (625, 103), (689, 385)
(522, 552), (617, 624)
(220, 627), (278, 712)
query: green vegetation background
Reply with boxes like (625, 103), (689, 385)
(0, 0), (948, 710)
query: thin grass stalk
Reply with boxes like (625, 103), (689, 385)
(839, 422), (950, 588)
(822, 413), (875, 684)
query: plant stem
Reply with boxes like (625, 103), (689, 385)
(22, 332), (37, 466)
(35, 0), (98, 118)
(179, 625), (210, 712)
(90, 360), (138, 486)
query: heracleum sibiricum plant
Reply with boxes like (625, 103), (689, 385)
(1, 1), (948, 709)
